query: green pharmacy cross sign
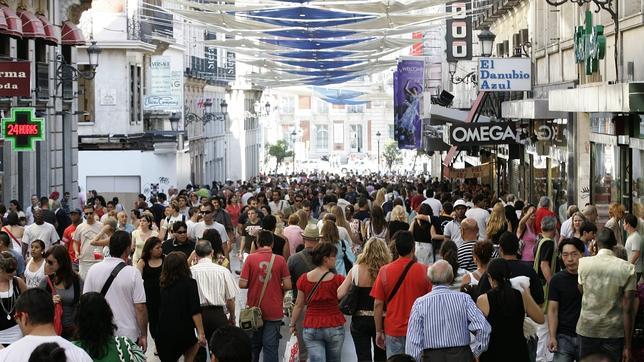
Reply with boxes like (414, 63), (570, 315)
(574, 10), (606, 75)
(1, 107), (45, 151)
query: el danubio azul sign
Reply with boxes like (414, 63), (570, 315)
(478, 58), (532, 91)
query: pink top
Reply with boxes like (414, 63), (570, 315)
(283, 225), (304, 255)
(520, 224), (538, 262)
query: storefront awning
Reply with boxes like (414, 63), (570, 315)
(430, 104), (491, 125)
(36, 14), (58, 45)
(502, 99), (567, 119)
(16, 9), (44, 39)
(0, 6), (22, 39)
(549, 82), (644, 113)
(61, 20), (85, 46)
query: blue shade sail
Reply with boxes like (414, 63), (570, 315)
(243, 7), (372, 20)
(314, 87), (365, 99)
(265, 29), (358, 39)
(260, 38), (371, 50)
(285, 69), (356, 77)
(243, 16), (373, 28)
(304, 74), (361, 85)
(320, 97), (369, 105)
(273, 50), (354, 59)
(277, 59), (363, 69)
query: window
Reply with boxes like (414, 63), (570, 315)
(347, 104), (364, 113)
(314, 98), (329, 113)
(280, 96), (295, 113)
(130, 64), (142, 124)
(315, 125), (329, 151)
(298, 95), (311, 109)
(78, 66), (95, 122)
(350, 124), (363, 152)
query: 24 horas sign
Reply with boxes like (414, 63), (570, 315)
(0, 61), (30, 97)
(478, 58), (532, 91)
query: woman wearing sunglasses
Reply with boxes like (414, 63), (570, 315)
(0, 251), (27, 345)
(40, 245), (82, 340)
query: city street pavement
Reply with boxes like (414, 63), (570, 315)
(146, 248), (360, 361)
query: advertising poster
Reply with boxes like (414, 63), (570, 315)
(394, 57), (425, 149)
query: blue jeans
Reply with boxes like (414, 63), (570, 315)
(385, 335), (406, 358)
(578, 335), (623, 362)
(553, 334), (579, 362)
(303, 326), (345, 362)
(251, 320), (282, 362)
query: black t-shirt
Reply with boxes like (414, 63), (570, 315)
(548, 270), (582, 336)
(272, 234), (287, 257)
(242, 221), (262, 253)
(354, 210), (371, 221)
(479, 259), (545, 305)
(162, 239), (196, 258)
(535, 238), (558, 284)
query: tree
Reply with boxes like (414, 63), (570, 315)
(383, 140), (402, 171)
(266, 140), (293, 174)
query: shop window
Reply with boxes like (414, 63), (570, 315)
(591, 143), (622, 224)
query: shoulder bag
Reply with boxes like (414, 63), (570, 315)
(240, 254), (275, 331)
(100, 262), (127, 297)
(339, 266), (359, 315)
(306, 271), (331, 305)
(46, 276), (63, 335)
(341, 240), (354, 275)
(386, 259), (415, 307)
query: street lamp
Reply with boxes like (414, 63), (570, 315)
(220, 100), (228, 114)
(376, 131), (381, 174)
(291, 130), (297, 175)
(478, 27), (497, 57)
(56, 40), (102, 89)
(448, 61), (477, 85)
(169, 112), (180, 131)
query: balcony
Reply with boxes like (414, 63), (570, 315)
(128, 6), (174, 43)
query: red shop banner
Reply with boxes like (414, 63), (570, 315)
(0, 61), (31, 97)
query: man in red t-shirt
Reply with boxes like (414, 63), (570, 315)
(62, 208), (82, 265)
(371, 230), (432, 358)
(535, 196), (557, 235)
(240, 230), (291, 362)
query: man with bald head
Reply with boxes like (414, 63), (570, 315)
(406, 260), (491, 361)
(456, 218), (479, 272)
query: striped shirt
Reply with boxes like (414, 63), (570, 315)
(190, 258), (239, 306)
(405, 285), (491, 360)
(457, 241), (477, 272)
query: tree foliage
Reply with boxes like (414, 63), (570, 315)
(267, 140), (294, 174)
(383, 140), (402, 171)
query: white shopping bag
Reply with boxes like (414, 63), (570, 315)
(283, 333), (300, 362)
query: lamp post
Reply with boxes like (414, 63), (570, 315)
(56, 40), (101, 89)
(376, 131), (381, 174)
(291, 130), (297, 175)
(448, 61), (477, 85)
(169, 112), (180, 131)
(478, 27), (497, 57)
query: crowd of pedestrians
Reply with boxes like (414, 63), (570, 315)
(0, 174), (640, 362)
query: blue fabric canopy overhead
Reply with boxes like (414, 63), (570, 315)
(285, 69), (356, 77)
(244, 7), (373, 21)
(272, 50), (354, 59)
(320, 97), (369, 105)
(260, 38), (371, 50)
(304, 74), (362, 85)
(314, 87), (365, 99)
(277, 59), (363, 69)
(243, 15), (373, 28)
(265, 29), (358, 39)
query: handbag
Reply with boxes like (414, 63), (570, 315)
(339, 265), (359, 315)
(340, 240), (354, 275)
(46, 276), (63, 336)
(240, 254), (275, 331)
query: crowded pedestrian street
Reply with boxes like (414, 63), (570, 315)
(0, 0), (642, 361)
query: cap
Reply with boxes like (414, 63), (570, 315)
(453, 199), (468, 208)
(70, 208), (82, 214)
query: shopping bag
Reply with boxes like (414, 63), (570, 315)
(283, 334), (300, 362)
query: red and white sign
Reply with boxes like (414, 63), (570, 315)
(0, 61), (31, 97)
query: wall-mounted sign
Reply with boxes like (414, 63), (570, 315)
(478, 58), (532, 91)
(574, 10), (605, 75)
(145, 56), (180, 111)
(1, 107), (45, 151)
(0, 61), (30, 97)
(445, 1), (472, 62)
(450, 122), (518, 145)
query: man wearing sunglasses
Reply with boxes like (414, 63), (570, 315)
(190, 203), (228, 246)
(161, 221), (195, 258)
(72, 205), (103, 280)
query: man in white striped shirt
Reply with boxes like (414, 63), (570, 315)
(406, 260), (491, 361)
(190, 239), (239, 341)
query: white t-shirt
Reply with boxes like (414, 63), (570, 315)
(22, 222), (59, 250)
(73, 221), (104, 263)
(269, 200), (289, 215)
(0, 335), (92, 361)
(83, 257), (146, 341)
(560, 217), (574, 239)
(625, 231), (643, 273)
(191, 221), (228, 243)
(421, 198), (442, 217)
(444, 219), (463, 248)
(465, 207), (490, 241)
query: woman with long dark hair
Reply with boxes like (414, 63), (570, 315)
(2, 212), (24, 253)
(72, 292), (145, 361)
(156, 251), (206, 362)
(202, 229), (229, 269)
(24, 240), (46, 288)
(0, 251), (27, 345)
(131, 214), (158, 263)
(476, 258), (544, 362)
(361, 205), (388, 242)
(41, 245), (81, 340)
(135, 236), (163, 343)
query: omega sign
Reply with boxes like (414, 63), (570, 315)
(478, 58), (532, 91)
(450, 122), (518, 145)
